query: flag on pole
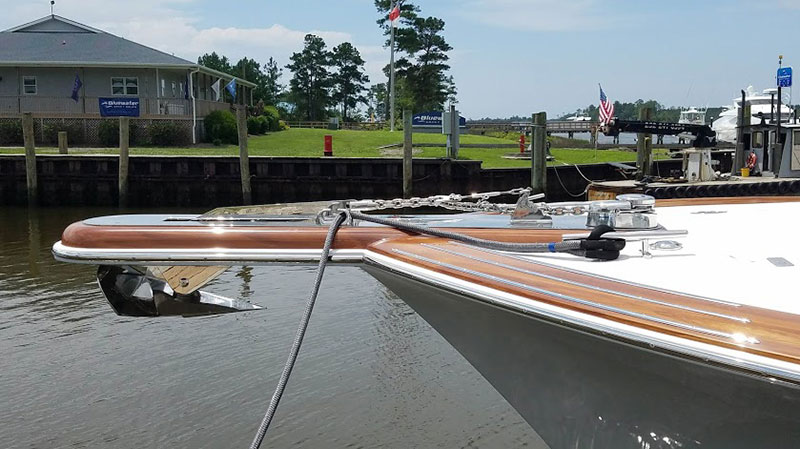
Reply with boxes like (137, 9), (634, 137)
(70, 73), (82, 102)
(211, 78), (221, 101)
(598, 84), (614, 125)
(389, 5), (400, 26)
(225, 78), (237, 101)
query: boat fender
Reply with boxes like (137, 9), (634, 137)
(791, 180), (800, 194)
(579, 225), (626, 260)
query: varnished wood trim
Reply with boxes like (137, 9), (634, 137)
(60, 221), (572, 251)
(368, 237), (800, 368)
(657, 196), (800, 207)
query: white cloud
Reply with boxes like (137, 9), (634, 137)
(459, 0), (625, 31)
(0, 0), (387, 84)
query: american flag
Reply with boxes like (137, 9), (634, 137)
(598, 84), (614, 125)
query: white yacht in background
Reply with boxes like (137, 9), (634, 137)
(678, 107), (707, 143)
(712, 86), (793, 143)
(566, 114), (592, 121)
(678, 107), (706, 125)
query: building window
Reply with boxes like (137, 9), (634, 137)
(23, 76), (37, 95)
(111, 77), (138, 95)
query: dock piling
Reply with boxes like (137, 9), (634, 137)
(57, 131), (68, 154)
(118, 117), (130, 208)
(403, 109), (413, 198)
(236, 106), (252, 205)
(22, 113), (37, 206)
(532, 112), (547, 195)
(636, 107), (653, 179)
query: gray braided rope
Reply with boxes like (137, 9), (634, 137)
(249, 212), (347, 449)
(348, 211), (582, 253)
(250, 211), (588, 447)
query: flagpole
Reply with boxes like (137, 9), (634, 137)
(389, 1), (396, 132)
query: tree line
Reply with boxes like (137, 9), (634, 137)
(563, 100), (725, 124)
(197, 1), (456, 124)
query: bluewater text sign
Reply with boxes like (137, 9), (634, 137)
(778, 67), (792, 88)
(412, 111), (466, 128)
(99, 97), (140, 117)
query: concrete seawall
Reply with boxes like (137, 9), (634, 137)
(0, 155), (683, 207)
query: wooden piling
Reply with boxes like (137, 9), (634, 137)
(403, 109), (413, 198)
(636, 106), (653, 179)
(57, 131), (68, 154)
(22, 113), (37, 205)
(118, 117), (130, 208)
(236, 107), (252, 205)
(531, 112), (547, 195)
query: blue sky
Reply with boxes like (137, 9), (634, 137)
(2, 0), (800, 118)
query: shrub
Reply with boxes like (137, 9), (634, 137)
(279, 120), (290, 131)
(0, 120), (23, 146)
(98, 120), (119, 147)
(98, 120), (144, 147)
(149, 121), (186, 146)
(256, 116), (270, 134)
(212, 138), (222, 146)
(262, 106), (280, 132)
(43, 122), (85, 145)
(204, 110), (238, 144)
(247, 116), (263, 135)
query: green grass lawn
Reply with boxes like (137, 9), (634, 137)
(0, 128), (668, 168)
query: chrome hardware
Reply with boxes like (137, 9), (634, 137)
(584, 194), (658, 229)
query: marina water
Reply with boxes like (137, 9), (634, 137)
(0, 207), (546, 448)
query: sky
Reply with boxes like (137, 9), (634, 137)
(1, 0), (799, 119)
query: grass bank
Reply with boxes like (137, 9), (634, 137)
(0, 128), (668, 168)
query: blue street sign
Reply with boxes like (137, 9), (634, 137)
(778, 67), (792, 88)
(99, 97), (140, 117)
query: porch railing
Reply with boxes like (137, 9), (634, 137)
(0, 96), (229, 118)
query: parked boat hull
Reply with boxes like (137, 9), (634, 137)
(363, 264), (800, 449)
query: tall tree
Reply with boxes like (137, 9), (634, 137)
(286, 34), (333, 121)
(263, 57), (284, 105)
(368, 83), (388, 121)
(374, 1), (456, 112)
(197, 52), (232, 74)
(331, 43), (370, 122)
(233, 57), (268, 103)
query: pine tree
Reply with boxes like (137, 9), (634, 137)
(263, 57), (284, 106)
(286, 34), (333, 121)
(331, 43), (370, 122)
(374, 1), (456, 112)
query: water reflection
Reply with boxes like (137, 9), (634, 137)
(0, 207), (537, 448)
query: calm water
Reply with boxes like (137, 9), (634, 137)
(0, 207), (544, 448)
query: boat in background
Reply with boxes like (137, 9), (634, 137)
(52, 188), (800, 448)
(712, 86), (793, 143)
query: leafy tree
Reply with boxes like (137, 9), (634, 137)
(263, 57), (284, 105)
(331, 43), (370, 122)
(198, 52), (233, 74)
(368, 83), (388, 121)
(286, 34), (333, 121)
(374, 1), (456, 113)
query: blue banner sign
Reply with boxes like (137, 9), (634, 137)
(99, 97), (140, 117)
(778, 67), (792, 88)
(412, 111), (466, 128)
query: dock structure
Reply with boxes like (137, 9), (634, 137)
(468, 120), (599, 138)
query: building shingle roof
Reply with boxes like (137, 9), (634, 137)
(0, 15), (195, 67)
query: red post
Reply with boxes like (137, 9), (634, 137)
(519, 134), (526, 153)
(324, 135), (333, 156)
